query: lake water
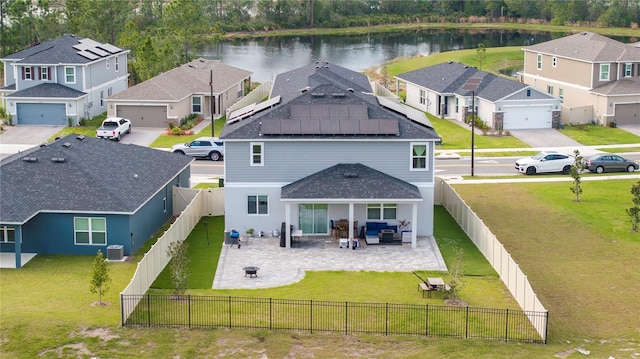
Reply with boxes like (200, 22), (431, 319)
(201, 29), (573, 82)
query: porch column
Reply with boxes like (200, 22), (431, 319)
(348, 202), (355, 246)
(411, 203), (418, 249)
(285, 203), (291, 248)
(15, 226), (22, 269)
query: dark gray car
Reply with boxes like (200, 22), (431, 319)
(583, 154), (639, 173)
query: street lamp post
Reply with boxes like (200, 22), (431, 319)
(462, 77), (482, 177)
(209, 69), (214, 137)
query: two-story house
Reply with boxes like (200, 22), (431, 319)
(396, 62), (561, 130)
(521, 31), (640, 126)
(219, 61), (440, 248)
(0, 34), (129, 125)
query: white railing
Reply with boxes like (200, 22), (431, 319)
(120, 188), (224, 323)
(437, 179), (547, 341)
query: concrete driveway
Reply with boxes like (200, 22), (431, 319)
(508, 128), (582, 148)
(0, 125), (62, 145)
(118, 127), (165, 147)
(617, 124), (640, 137)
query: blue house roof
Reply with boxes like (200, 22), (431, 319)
(7, 83), (86, 99)
(0, 135), (193, 224)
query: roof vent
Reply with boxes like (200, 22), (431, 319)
(343, 172), (358, 178)
(332, 92), (345, 98)
(448, 61), (452, 64)
(188, 64), (196, 68)
(51, 157), (66, 163)
(199, 59), (205, 62)
(63, 142), (71, 148)
(22, 157), (38, 163)
(75, 135), (85, 141)
(301, 86), (310, 93)
(40, 143), (48, 148)
(347, 88), (354, 93)
(311, 92), (325, 97)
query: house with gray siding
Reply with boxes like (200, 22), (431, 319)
(0, 134), (192, 268)
(219, 61), (440, 248)
(0, 34), (129, 125)
(396, 62), (561, 130)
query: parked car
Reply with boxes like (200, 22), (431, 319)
(515, 151), (574, 175)
(171, 137), (224, 161)
(96, 117), (131, 141)
(583, 153), (639, 173)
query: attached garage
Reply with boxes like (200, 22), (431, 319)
(502, 106), (552, 130)
(614, 103), (640, 125)
(116, 105), (168, 128)
(16, 103), (66, 125)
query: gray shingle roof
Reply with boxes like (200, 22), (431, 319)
(220, 62), (439, 141)
(1, 34), (125, 64)
(591, 76), (640, 95)
(108, 58), (251, 101)
(395, 61), (527, 102)
(523, 31), (640, 62)
(0, 134), (193, 224)
(281, 163), (422, 200)
(7, 83), (86, 99)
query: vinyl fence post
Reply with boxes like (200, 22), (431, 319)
(120, 294), (124, 326)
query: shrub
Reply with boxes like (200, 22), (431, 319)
(79, 118), (88, 126)
(608, 121), (617, 128)
(67, 117), (73, 127)
(169, 127), (185, 135)
(0, 106), (6, 119)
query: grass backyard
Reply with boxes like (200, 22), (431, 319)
(2, 182), (640, 357)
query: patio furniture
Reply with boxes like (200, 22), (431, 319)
(243, 266), (259, 277)
(418, 282), (432, 298)
(339, 238), (349, 248)
(292, 229), (303, 247)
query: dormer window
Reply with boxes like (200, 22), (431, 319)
(600, 64), (610, 81)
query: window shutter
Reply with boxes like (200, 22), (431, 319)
(47, 67), (51, 80)
(31, 67), (35, 78)
(21, 67), (25, 80)
(38, 67), (41, 80)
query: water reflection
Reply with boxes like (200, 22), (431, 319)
(201, 29), (633, 83)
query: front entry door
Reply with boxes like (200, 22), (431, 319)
(299, 204), (328, 234)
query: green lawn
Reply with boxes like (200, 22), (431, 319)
(47, 113), (107, 141)
(429, 114), (530, 150)
(560, 124), (640, 145)
(149, 118), (225, 148)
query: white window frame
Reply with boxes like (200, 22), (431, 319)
(625, 63), (632, 77)
(0, 226), (16, 243)
(410, 142), (429, 171)
(367, 203), (397, 221)
(600, 64), (610, 81)
(559, 88), (564, 102)
(115, 57), (119, 72)
(191, 96), (202, 113)
(100, 90), (104, 107)
(41, 67), (48, 80)
(419, 89), (426, 105)
(247, 195), (268, 215)
(24, 67), (32, 80)
(65, 66), (76, 84)
(237, 82), (243, 98)
(552, 56), (557, 67)
(106, 58), (110, 70)
(547, 85), (554, 95)
(536, 54), (542, 70)
(163, 186), (168, 212)
(250, 142), (264, 166)
(74, 217), (106, 245)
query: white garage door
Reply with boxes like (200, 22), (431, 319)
(503, 106), (552, 130)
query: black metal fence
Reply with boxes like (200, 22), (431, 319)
(121, 294), (548, 343)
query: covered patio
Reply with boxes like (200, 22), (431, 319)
(280, 163), (422, 249)
(0, 252), (37, 269)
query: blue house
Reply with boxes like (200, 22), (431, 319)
(220, 61), (440, 248)
(0, 134), (192, 268)
(0, 34), (129, 125)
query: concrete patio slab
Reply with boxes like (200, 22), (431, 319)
(0, 253), (37, 268)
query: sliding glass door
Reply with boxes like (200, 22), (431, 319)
(298, 204), (328, 234)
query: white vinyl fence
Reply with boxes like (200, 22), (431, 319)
(437, 180), (548, 341)
(225, 80), (273, 119)
(120, 188), (224, 323)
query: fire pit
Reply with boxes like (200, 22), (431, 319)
(243, 266), (259, 278)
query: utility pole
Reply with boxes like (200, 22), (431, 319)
(210, 69), (214, 137)
(462, 77), (482, 177)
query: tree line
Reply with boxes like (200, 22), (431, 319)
(2, 0), (640, 84)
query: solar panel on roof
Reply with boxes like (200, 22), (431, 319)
(300, 119), (321, 133)
(281, 120), (301, 134)
(261, 119), (281, 134)
(73, 44), (90, 51)
(97, 43), (122, 53)
(378, 119), (400, 134)
(339, 119), (358, 134)
(462, 77), (482, 91)
(79, 38), (101, 47)
(290, 105), (311, 119)
(321, 119), (340, 134)
(88, 47), (109, 57)
(78, 50), (99, 60)
(359, 120), (379, 134)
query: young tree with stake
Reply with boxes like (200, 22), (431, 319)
(90, 249), (111, 305)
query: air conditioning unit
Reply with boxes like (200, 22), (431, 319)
(106, 245), (124, 261)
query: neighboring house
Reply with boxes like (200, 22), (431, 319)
(106, 58), (252, 128)
(219, 61), (440, 248)
(0, 134), (192, 268)
(0, 34), (129, 125)
(396, 61), (561, 130)
(521, 31), (640, 126)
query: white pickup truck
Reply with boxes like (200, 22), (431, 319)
(96, 117), (131, 141)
